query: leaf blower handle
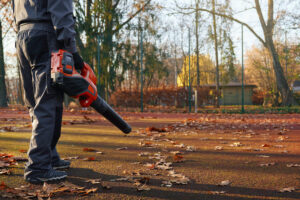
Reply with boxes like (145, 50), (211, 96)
(90, 96), (132, 134)
(51, 49), (131, 134)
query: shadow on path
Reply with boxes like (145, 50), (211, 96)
(67, 167), (300, 200)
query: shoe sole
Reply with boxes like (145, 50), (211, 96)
(37, 174), (67, 182)
(53, 165), (70, 170)
(26, 174), (67, 184)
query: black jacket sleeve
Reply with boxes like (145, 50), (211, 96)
(47, 0), (77, 53)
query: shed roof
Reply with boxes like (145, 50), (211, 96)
(292, 80), (300, 87)
(202, 82), (257, 89)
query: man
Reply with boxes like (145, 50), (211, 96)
(12, 0), (84, 183)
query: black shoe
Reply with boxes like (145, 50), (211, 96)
(25, 169), (67, 184)
(53, 160), (71, 170)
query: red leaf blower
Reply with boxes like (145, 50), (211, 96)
(51, 49), (131, 134)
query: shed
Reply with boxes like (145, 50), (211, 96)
(292, 80), (300, 93)
(205, 82), (257, 105)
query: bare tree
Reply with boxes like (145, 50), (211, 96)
(191, 0), (297, 105)
(0, 20), (8, 107)
(212, 0), (220, 108)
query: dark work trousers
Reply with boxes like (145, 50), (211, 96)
(16, 23), (64, 179)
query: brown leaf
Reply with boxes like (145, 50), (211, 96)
(173, 155), (184, 162)
(170, 151), (182, 155)
(262, 144), (271, 147)
(19, 149), (27, 153)
(0, 161), (8, 168)
(137, 184), (151, 191)
(161, 180), (172, 187)
(0, 182), (7, 190)
(85, 179), (102, 184)
(83, 115), (95, 123)
(81, 188), (97, 196)
(144, 163), (155, 170)
(116, 147), (128, 151)
(138, 152), (150, 157)
(83, 148), (97, 152)
(286, 163), (300, 167)
(83, 157), (96, 161)
(13, 157), (27, 162)
(218, 180), (231, 186)
(62, 156), (79, 160)
(134, 177), (150, 186)
(259, 162), (275, 167)
(170, 176), (190, 185)
(279, 187), (295, 193)
(0, 169), (11, 175)
(101, 184), (111, 190)
(211, 191), (226, 195)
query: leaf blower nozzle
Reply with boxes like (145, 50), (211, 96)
(51, 49), (131, 134)
(90, 96), (131, 134)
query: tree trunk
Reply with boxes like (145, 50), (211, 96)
(0, 21), (8, 107)
(102, 0), (114, 101)
(255, 0), (295, 106)
(266, 38), (294, 105)
(195, 0), (200, 87)
(212, 0), (220, 108)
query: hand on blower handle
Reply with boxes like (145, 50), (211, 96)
(72, 52), (84, 70)
(51, 49), (131, 134)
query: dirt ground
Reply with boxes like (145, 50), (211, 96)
(0, 107), (299, 200)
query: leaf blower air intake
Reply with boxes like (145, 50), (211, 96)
(51, 49), (131, 134)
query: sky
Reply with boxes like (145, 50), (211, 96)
(3, 0), (299, 77)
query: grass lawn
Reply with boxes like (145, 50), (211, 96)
(0, 108), (299, 200)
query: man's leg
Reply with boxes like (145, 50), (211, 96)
(51, 106), (63, 163)
(17, 29), (65, 182)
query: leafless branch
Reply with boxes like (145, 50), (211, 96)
(113, 0), (152, 34)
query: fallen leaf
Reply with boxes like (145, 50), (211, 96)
(138, 152), (150, 157)
(173, 155), (184, 163)
(81, 188), (97, 195)
(170, 151), (182, 155)
(174, 143), (185, 148)
(218, 180), (231, 186)
(116, 147), (128, 151)
(85, 179), (102, 184)
(83, 115), (95, 123)
(0, 161), (8, 168)
(256, 155), (270, 158)
(134, 177), (150, 187)
(0, 169), (11, 175)
(279, 187), (295, 193)
(109, 177), (130, 182)
(83, 148), (97, 152)
(259, 162), (275, 167)
(144, 163), (156, 170)
(186, 146), (196, 152)
(211, 191), (226, 195)
(13, 157), (27, 162)
(262, 144), (271, 147)
(230, 142), (243, 147)
(137, 184), (151, 191)
(0, 182), (7, 190)
(19, 149), (27, 153)
(170, 176), (190, 185)
(215, 146), (223, 150)
(286, 163), (300, 167)
(63, 156), (79, 160)
(83, 157), (96, 161)
(161, 180), (172, 187)
(101, 184), (111, 190)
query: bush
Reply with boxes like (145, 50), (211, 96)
(110, 86), (214, 108)
(252, 90), (264, 105)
